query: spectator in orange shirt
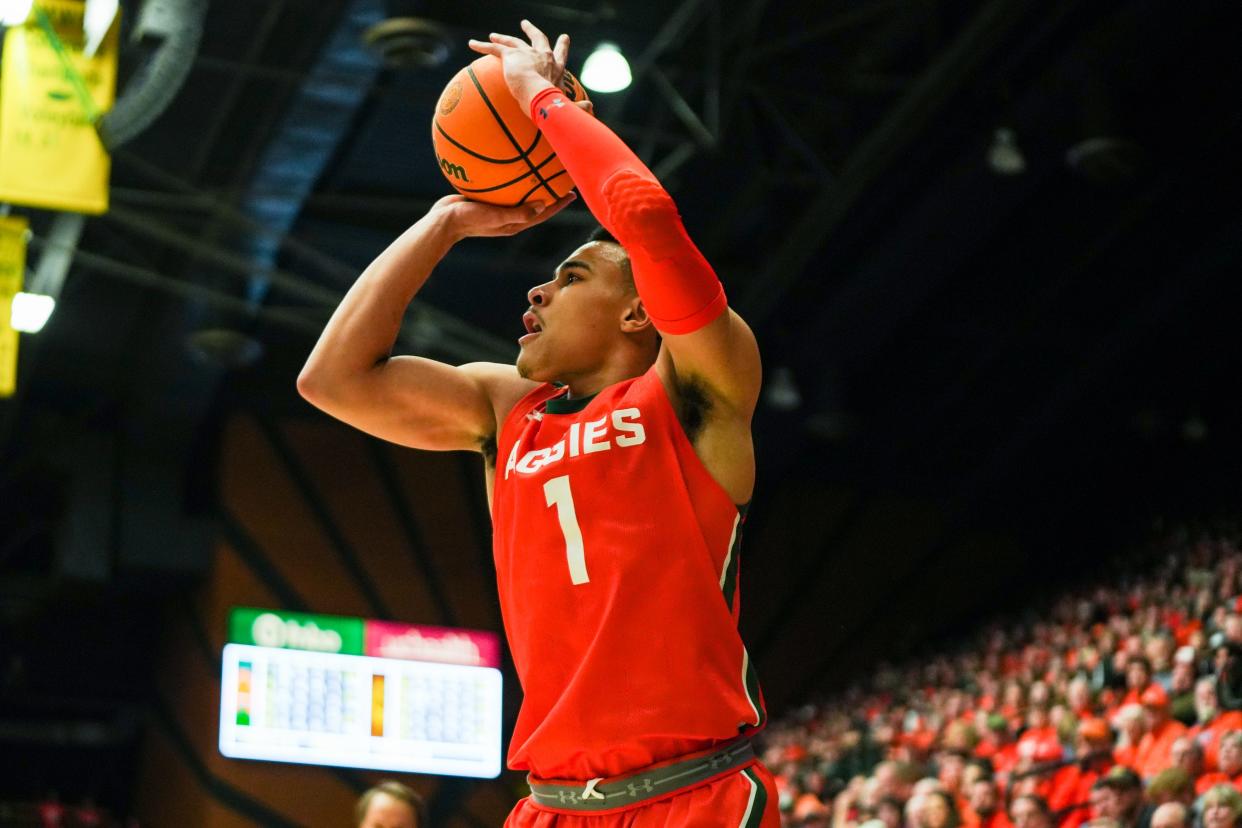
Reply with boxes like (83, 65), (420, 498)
(1068, 677), (1096, 719)
(1135, 685), (1187, 779)
(1196, 730), (1242, 794)
(1189, 678), (1242, 771)
(1050, 718), (1115, 828)
(1119, 657), (1155, 710)
(1113, 706), (1146, 769)
(962, 776), (1010, 828)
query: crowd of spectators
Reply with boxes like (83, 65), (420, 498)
(759, 532), (1242, 828)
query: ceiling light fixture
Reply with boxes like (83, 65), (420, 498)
(988, 127), (1026, 175)
(580, 42), (631, 93)
(0, 0), (33, 26)
(10, 292), (55, 333)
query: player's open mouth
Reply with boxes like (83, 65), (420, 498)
(519, 311), (543, 344)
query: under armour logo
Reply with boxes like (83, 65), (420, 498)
(526, 410), (544, 421)
(625, 779), (655, 798)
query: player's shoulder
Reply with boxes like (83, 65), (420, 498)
(459, 361), (542, 425)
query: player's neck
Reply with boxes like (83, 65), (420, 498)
(557, 349), (653, 399)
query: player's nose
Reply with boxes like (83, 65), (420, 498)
(527, 282), (550, 306)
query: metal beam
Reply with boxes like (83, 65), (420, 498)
(738, 0), (1041, 325)
(113, 153), (516, 362)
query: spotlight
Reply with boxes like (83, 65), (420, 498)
(10, 292), (55, 333)
(0, 0), (32, 25)
(988, 127), (1026, 175)
(580, 42), (631, 93)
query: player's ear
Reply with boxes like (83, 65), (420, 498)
(619, 296), (652, 334)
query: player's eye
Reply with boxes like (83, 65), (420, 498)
(564, 273), (580, 284)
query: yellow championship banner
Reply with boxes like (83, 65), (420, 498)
(0, 215), (29, 398)
(0, 0), (119, 213)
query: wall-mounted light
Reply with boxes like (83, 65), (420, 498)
(988, 127), (1026, 175)
(0, 0), (33, 26)
(581, 42), (631, 93)
(10, 291), (55, 333)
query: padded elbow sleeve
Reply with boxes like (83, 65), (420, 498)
(530, 87), (726, 335)
(602, 170), (727, 335)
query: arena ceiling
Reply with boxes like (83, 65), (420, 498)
(1, 0), (1240, 819)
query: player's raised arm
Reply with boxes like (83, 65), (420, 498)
(297, 194), (572, 454)
(469, 22), (762, 419)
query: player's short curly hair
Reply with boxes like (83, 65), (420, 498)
(585, 225), (635, 293)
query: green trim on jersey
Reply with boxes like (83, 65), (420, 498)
(721, 514), (743, 609)
(545, 391), (598, 414)
(743, 649), (766, 729)
(740, 766), (768, 828)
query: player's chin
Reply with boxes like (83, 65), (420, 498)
(515, 347), (552, 382)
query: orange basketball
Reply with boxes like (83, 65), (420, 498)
(431, 55), (589, 207)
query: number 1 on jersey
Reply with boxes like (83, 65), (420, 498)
(543, 475), (589, 585)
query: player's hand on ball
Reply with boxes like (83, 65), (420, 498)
(432, 192), (576, 239)
(468, 20), (574, 112)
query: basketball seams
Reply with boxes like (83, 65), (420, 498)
(434, 120), (544, 165)
(516, 170), (568, 206)
(465, 66), (560, 202)
(451, 153), (560, 196)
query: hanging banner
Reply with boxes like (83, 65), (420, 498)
(0, 215), (29, 398)
(0, 0), (119, 213)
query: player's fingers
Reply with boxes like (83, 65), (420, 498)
(521, 19), (551, 51)
(574, 100), (593, 114)
(488, 32), (526, 49)
(530, 192), (577, 224)
(553, 34), (570, 67)
(467, 39), (501, 56)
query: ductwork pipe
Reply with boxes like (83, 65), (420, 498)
(96, 0), (208, 151)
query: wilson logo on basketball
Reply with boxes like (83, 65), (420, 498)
(438, 156), (470, 182)
(438, 80), (463, 116)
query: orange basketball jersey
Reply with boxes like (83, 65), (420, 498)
(492, 365), (767, 781)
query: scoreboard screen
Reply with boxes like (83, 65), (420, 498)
(218, 608), (504, 778)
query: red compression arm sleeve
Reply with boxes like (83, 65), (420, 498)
(531, 86), (727, 335)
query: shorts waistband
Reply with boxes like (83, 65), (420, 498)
(526, 738), (756, 813)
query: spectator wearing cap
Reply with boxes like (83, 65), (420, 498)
(1195, 731), (1242, 794)
(1148, 802), (1189, 828)
(1202, 784), (1242, 828)
(1010, 794), (1054, 828)
(1136, 685), (1187, 779)
(978, 715), (1020, 779)
(1092, 767), (1153, 828)
(1114, 706), (1147, 770)
(1049, 718), (1116, 828)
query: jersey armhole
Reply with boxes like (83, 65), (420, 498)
(641, 366), (751, 512)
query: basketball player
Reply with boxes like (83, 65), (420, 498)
(298, 20), (779, 827)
